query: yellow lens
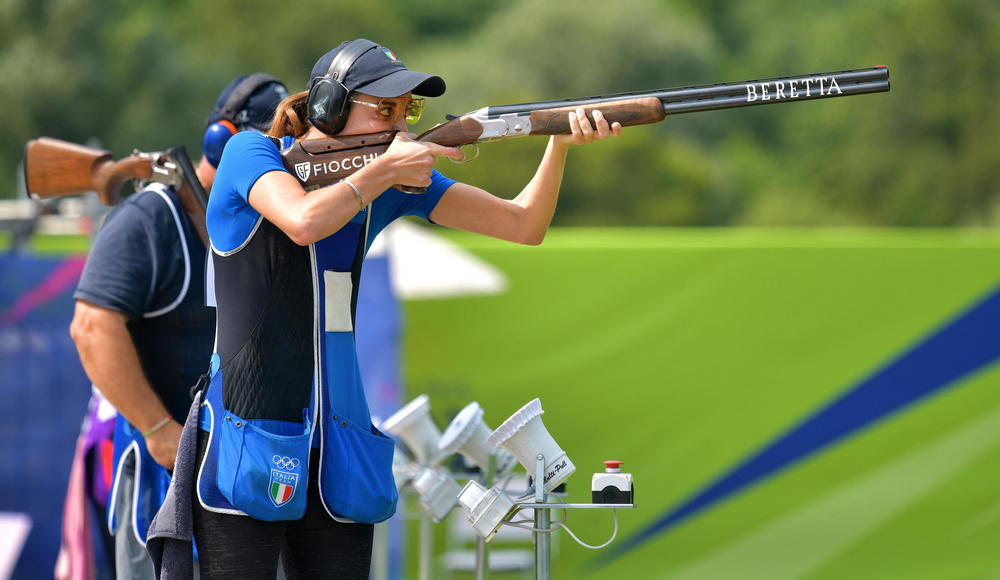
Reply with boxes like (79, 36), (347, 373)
(405, 98), (425, 123)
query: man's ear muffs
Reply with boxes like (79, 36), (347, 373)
(202, 120), (238, 168)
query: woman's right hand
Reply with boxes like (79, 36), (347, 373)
(380, 133), (464, 188)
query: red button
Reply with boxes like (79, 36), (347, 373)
(603, 460), (624, 469)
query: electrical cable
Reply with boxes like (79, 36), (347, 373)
(502, 509), (619, 550)
(495, 471), (515, 493)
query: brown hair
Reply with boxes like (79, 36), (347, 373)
(268, 90), (311, 138)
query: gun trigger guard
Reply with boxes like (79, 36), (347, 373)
(451, 144), (479, 164)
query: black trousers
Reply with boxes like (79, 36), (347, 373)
(192, 429), (374, 579)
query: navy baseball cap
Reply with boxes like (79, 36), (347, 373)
(309, 40), (446, 98)
(205, 73), (289, 130)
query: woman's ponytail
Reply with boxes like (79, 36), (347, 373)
(268, 90), (311, 138)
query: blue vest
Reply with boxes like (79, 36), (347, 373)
(196, 205), (397, 523)
(107, 417), (172, 545)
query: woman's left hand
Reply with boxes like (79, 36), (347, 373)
(554, 108), (623, 147)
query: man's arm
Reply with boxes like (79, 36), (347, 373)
(70, 299), (182, 470)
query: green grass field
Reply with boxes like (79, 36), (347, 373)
(401, 228), (1000, 579)
(0, 232), (91, 255)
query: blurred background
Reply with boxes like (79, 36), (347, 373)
(3, 0), (998, 225)
(2, 0), (999, 578)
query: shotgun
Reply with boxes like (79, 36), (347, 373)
(283, 65), (890, 192)
(23, 138), (210, 245)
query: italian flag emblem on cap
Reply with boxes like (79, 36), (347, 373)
(383, 48), (398, 61)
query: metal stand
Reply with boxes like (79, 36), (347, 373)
(418, 509), (433, 580)
(474, 453), (497, 580)
(371, 520), (389, 580)
(510, 454), (633, 580)
(533, 454), (551, 580)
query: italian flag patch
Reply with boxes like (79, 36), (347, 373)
(269, 469), (299, 507)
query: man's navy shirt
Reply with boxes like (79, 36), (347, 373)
(75, 184), (215, 422)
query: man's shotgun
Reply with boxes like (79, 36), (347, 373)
(23, 138), (210, 245)
(283, 65), (890, 191)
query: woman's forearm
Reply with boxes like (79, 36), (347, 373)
(294, 164), (394, 242)
(508, 137), (571, 245)
(251, 157), (398, 246)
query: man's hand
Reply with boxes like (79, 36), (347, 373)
(144, 419), (183, 471)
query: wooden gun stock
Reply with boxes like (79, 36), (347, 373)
(24, 137), (151, 205)
(413, 116), (485, 148)
(279, 128), (481, 194)
(23, 138), (209, 245)
(280, 132), (396, 191)
(526, 97), (665, 136)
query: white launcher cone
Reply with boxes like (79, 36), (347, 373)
(486, 398), (575, 492)
(381, 394), (442, 465)
(439, 402), (516, 476)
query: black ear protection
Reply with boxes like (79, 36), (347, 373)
(306, 39), (379, 135)
(203, 73), (281, 168)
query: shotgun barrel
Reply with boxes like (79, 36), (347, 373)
(485, 66), (889, 117)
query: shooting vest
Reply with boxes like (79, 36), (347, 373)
(196, 204), (397, 523)
(107, 183), (215, 543)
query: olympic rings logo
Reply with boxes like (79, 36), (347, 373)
(272, 455), (301, 470)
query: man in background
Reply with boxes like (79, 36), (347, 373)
(64, 73), (288, 579)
